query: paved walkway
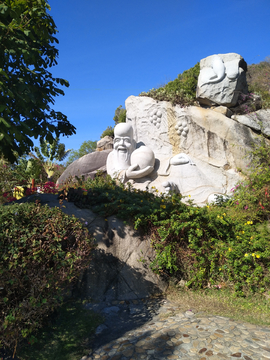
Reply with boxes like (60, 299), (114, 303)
(81, 297), (270, 360)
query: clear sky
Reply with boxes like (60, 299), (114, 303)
(45, 0), (270, 153)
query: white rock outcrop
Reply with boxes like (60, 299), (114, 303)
(125, 95), (262, 202)
(196, 53), (248, 107)
(232, 109), (270, 136)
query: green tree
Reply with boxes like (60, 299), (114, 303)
(0, 0), (76, 163)
(100, 126), (114, 139)
(65, 140), (97, 166)
(29, 137), (70, 180)
(113, 105), (126, 125)
(100, 105), (126, 139)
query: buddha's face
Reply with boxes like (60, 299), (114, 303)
(113, 123), (135, 168)
(114, 135), (133, 154)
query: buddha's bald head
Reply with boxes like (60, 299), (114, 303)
(114, 123), (133, 138)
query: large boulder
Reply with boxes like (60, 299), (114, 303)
(96, 136), (113, 151)
(196, 53), (248, 107)
(56, 149), (112, 186)
(125, 95), (263, 198)
(232, 109), (270, 136)
(81, 215), (167, 301)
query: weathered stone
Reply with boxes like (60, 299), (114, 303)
(79, 214), (167, 301)
(231, 352), (242, 358)
(232, 109), (270, 136)
(95, 324), (108, 335)
(56, 149), (112, 185)
(212, 106), (233, 118)
(125, 95), (264, 204)
(96, 136), (113, 151)
(196, 53), (248, 107)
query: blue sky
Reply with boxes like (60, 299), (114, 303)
(45, 0), (270, 153)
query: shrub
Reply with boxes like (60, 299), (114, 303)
(227, 137), (270, 222)
(0, 201), (95, 353)
(59, 170), (270, 296)
(247, 61), (270, 109)
(139, 63), (200, 106)
(100, 126), (114, 139)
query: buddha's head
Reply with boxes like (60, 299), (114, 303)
(113, 123), (136, 169)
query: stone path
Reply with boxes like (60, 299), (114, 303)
(81, 297), (270, 360)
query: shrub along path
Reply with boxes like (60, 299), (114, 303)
(83, 297), (270, 360)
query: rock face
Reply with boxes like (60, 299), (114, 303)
(96, 136), (113, 151)
(16, 193), (167, 301)
(57, 149), (112, 186)
(196, 53), (248, 107)
(81, 215), (167, 301)
(125, 95), (263, 198)
(232, 109), (270, 136)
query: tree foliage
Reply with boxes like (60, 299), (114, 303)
(0, 0), (76, 163)
(100, 105), (126, 139)
(100, 125), (114, 139)
(66, 140), (97, 166)
(113, 105), (126, 125)
(29, 137), (70, 179)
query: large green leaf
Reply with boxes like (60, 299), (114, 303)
(0, 0), (76, 163)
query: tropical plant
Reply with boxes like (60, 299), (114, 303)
(29, 138), (70, 180)
(0, 0), (76, 163)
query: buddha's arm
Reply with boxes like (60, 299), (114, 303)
(126, 164), (154, 179)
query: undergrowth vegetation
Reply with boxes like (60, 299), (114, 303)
(140, 59), (270, 110)
(139, 62), (200, 106)
(247, 60), (270, 109)
(0, 201), (95, 353)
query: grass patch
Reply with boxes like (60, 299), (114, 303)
(17, 299), (103, 360)
(166, 284), (270, 326)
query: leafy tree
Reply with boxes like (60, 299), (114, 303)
(29, 137), (70, 180)
(65, 140), (97, 166)
(100, 125), (114, 139)
(100, 105), (126, 139)
(0, 0), (76, 163)
(113, 105), (126, 125)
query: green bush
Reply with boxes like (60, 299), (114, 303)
(59, 168), (270, 297)
(247, 61), (270, 109)
(0, 201), (95, 353)
(100, 126), (114, 139)
(149, 204), (270, 296)
(226, 137), (270, 222)
(139, 63), (200, 106)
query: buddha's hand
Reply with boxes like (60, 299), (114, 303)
(170, 153), (190, 165)
(126, 164), (154, 179)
